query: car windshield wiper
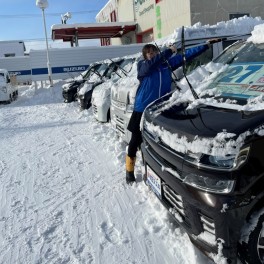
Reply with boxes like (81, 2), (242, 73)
(90, 68), (103, 79)
(109, 59), (129, 77)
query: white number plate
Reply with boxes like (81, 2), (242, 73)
(146, 166), (162, 197)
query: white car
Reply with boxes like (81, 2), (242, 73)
(92, 55), (138, 122)
(110, 60), (139, 143)
(0, 69), (18, 103)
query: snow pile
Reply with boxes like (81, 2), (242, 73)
(248, 23), (264, 43)
(159, 16), (264, 46)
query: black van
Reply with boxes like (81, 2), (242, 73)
(141, 39), (264, 263)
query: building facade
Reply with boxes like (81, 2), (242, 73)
(96, 0), (264, 45)
(0, 41), (26, 57)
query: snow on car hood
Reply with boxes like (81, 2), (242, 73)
(78, 82), (94, 95)
(111, 63), (139, 103)
(92, 80), (113, 105)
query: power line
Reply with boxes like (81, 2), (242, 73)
(0, 10), (99, 19)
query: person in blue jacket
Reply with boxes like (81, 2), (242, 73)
(125, 41), (214, 184)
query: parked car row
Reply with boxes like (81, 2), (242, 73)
(62, 55), (139, 118)
(60, 30), (263, 264)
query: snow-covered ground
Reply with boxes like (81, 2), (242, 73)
(0, 82), (220, 264)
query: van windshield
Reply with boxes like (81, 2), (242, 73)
(112, 58), (135, 82)
(206, 42), (264, 104)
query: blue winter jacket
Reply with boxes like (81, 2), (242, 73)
(134, 44), (209, 112)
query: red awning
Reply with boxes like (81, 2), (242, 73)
(51, 22), (137, 42)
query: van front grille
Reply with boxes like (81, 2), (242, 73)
(112, 100), (126, 110)
(92, 104), (97, 114)
(200, 213), (216, 235)
(162, 184), (190, 226)
(163, 184), (185, 217)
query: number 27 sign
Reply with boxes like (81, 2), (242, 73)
(218, 64), (264, 84)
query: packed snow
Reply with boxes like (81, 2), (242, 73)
(0, 82), (224, 264)
(160, 16), (264, 46)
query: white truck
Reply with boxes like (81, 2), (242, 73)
(0, 69), (18, 103)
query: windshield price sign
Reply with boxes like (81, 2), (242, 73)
(213, 63), (264, 99)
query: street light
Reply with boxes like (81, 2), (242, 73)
(36, 0), (53, 87)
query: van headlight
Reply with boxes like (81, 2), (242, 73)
(195, 147), (250, 171)
(183, 173), (235, 194)
(208, 155), (235, 169)
(182, 147), (250, 193)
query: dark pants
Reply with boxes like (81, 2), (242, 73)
(127, 111), (143, 158)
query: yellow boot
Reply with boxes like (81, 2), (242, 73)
(126, 155), (136, 184)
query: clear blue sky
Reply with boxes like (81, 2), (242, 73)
(0, 0), (109, 49)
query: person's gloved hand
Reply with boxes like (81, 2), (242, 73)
(169, 45), (177, 53)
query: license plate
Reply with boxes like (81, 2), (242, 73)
(146, 166), (162, 197)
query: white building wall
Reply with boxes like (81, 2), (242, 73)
(29, 44), (144, 81)
(96, 0), (117, 22)
(155, 0), (191, 39)
(0, 41), (25, 57)
(96, 0), (264, 45)
(96, 0), (136, 46)
(134, 0), (155, 34)
(112, 0), (136, 45)
(190, 0), (264, 25)
(0, 56), (31, 83)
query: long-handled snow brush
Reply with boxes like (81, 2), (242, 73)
(154, 42), (181, 91)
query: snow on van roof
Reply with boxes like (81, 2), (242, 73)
(247, 24), (264, 43)
(51, 21), (136, 30)
(159, 16), (264, 46)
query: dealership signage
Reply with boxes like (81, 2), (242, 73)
(134, 0), (154, 16)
